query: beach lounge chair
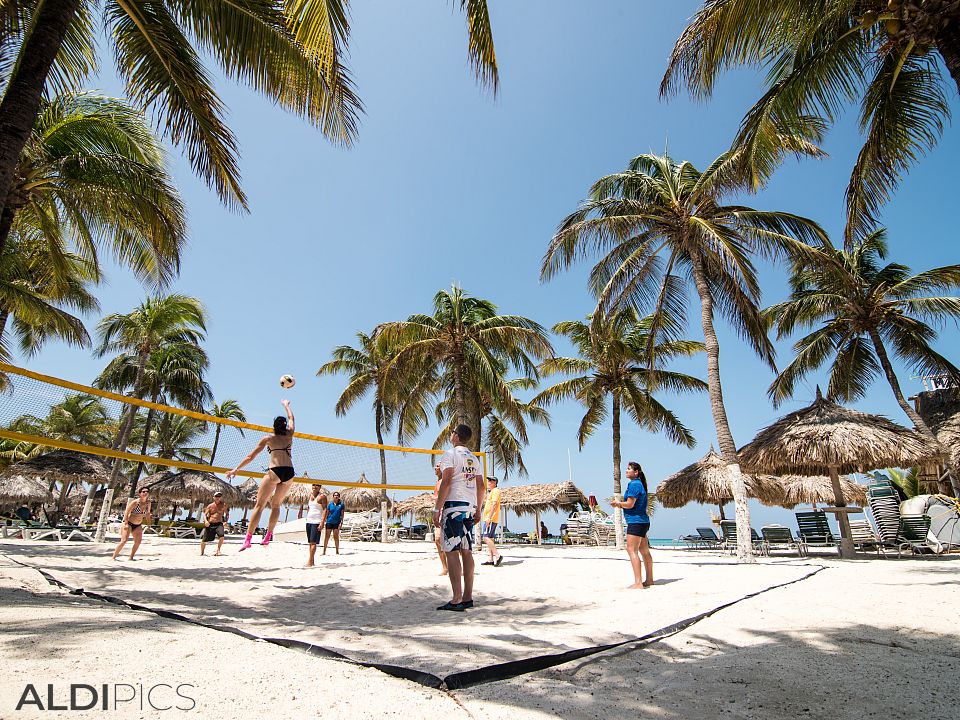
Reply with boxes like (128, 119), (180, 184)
(720, 520), (768, 556)
(867, 481), (902, 546)
(794, 511), (837, 551)
(848, 519), (889, 557)
(896, 515), (933, 558)
(761, 525), (807, 556)
(679, 527), (722, 549)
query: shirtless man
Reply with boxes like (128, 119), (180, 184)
(201, 491), (229, 556)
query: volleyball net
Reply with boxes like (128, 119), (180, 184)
(0, 362), (486, 494)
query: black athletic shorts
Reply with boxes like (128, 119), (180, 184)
(202, 523), (224, 542)
(626, 522), (650, 538)
(306, 523), (321, 544)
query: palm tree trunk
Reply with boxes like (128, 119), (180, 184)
(0, 308), (8, 348)
(209, 425), (222, 467)
(867, 329), (959, 496)
(94, 350), (148, 541)
(688, 253), (754, 562)
(452, 359), (469, 432)
(375, 400), (388, 497)
(867, 329), (938, 437)
(935, 12), (960, 95)
(611, 392), (624, 550)
(0, 0), (82, 250)
(129, 405), (157, 497)
(0, 204), (16, 259)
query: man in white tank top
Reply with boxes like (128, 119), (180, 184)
(433, 424), (485, 611)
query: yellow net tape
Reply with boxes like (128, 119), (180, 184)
(0, 362), (486, 493)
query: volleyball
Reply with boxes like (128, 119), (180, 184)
(279, 374), (296, 389)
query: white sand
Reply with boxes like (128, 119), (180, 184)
(1, 536), (958, 719)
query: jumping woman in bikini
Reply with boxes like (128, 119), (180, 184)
(112, 487), (152, 560)
(226, 399), (295, 551)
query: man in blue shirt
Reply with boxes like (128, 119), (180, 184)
(610, 461), (653, 589)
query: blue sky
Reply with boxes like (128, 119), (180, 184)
(17, 1), (959, 536)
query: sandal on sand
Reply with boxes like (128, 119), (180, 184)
(436, 602), (466, 612)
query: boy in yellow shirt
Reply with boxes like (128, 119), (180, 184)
(480, 477), (502, 567)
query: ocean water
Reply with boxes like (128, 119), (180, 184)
(649, 538), (681, 547)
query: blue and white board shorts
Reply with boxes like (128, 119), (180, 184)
(440, 501), (475, 552)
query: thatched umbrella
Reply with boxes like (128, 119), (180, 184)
(500, 480), (589, 544)
(0, 475), (53, 504)
(656, 449), (787, 517)
(392, 491), (435, 530)
(142, 470), (244, 505)
(0, 449), (126, 520)
(341, 472), (390, 512)
(739, 388), (945, 558)
(780, 475), (867, 509)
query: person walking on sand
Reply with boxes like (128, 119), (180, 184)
(434, 424), (484, 612)
(322, 491), (345, 555)
(226, 399), (296, 552)
(480, 476), (502, 567)
(305, 484), (327, 566)
(200, 491), (229, 556)
(432, 462), (449, 576)
(112, 487), (152, 560)
(610, 461), (653, 589)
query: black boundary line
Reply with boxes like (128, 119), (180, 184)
(3, 554), (826, 692)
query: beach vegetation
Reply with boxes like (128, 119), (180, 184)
(542, 149), (826, 560)
(534, 308), (705, 547)
(766, 228), (960, 440)
(662, 0), (956, 244)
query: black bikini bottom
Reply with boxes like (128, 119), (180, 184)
(270, 466), (295, 483)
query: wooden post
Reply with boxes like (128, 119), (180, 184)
(535, 509), (542, 545)
(830, 465), (855, 559)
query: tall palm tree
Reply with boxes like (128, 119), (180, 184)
(152, 414), (209, 465)
(542, 150), (825, 560)
(96, 340), (210, 494)
(662, 1), (956, 244)
(207, 399), (246, 468)
(87, 294), (206, 538)
(0, 92), (186, 282)
(0, 233), (98, 388)
(766, 229), (960, 491)
(534, 309), (707, 548)
(13, 393), (113, 445)
(0, 0), (499, 246)
(318, 330), (405, 497)
(377, 286), (553, 451)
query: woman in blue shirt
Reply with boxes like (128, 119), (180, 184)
(322, 491), (345, 555)
(610, 461), (653, 589)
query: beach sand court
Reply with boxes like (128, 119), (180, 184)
(1, 537), (958, 719)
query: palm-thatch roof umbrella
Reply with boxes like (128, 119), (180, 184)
(392, 491), (435, 532)
(780, 475), (867, 509)
(656, 449), (787, 517)
(500, 480), (589, 544)
(0, 475), (53, 505)
(142, 469), (244, 506)
(341, 472), (391, 512)
(0, 449), (125, 520)
(738, 388), (945, 558)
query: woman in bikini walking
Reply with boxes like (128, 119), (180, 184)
(112, 487), (152, 560)
(226, 399), (296, 551)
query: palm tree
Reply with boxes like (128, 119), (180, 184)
(0, 0), (499, 248)
(541, 150), (825, 560)
(0, 92), (186, 282)
(87, 294), (206, 538)
(662, 1), (956, 244)
(318, 331), (404, 497)
(20, 393), (113, 445)
(207, 399), (246, 468)
(377, 286), (553, 451)
(152, 414), (209, 465)
(534, 309), (706, 547)
(765, 229), (960, 491)
(0, 234), (98, 388)
(96, 340), (210, 494)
